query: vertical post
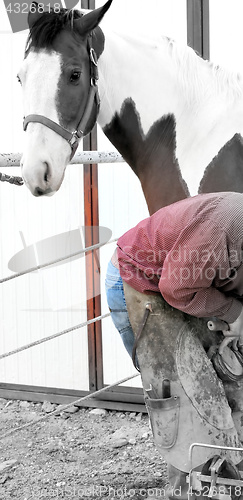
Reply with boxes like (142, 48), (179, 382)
(81, 0), (103, 391)
(187, 0), (210, 59)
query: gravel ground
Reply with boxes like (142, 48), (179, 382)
(0, 398), (169, 500)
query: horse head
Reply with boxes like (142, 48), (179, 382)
(18, 0), (112, 196)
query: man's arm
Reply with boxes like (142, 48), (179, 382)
(158, 222), (242, 323)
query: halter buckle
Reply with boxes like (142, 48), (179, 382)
(91, 77), (98, 87)
(69, 130), (83, 146)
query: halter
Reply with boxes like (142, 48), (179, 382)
(23, 36), (100, 160)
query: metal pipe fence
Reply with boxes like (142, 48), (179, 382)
(0, 150), (125, 167)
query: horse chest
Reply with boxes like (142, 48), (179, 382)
(103, 98), (190, 213)
(103, 94), (243, 212)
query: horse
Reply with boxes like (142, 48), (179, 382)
(18, 0), (243, 215)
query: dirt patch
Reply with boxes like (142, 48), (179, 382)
(0, 398), (168, 499)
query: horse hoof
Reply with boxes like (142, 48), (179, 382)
(211, 346), (243, 382)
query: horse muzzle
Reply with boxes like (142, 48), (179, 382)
(21, 153), (64, 197)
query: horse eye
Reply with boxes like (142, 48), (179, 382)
(70, 71), (81, 83)
(17, 75), (22, 85)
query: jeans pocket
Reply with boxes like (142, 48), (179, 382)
(106, 283), (126, 311)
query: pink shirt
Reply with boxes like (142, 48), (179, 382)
(117, 192), (243, 323)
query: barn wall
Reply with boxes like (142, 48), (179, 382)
(210, 0), (243, 72)
(0, 0), (186, 393)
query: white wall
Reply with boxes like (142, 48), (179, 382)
(0, 11), (89, 390)
(210, 0), (243, 72)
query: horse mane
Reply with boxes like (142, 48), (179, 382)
(25, 9), (83, 54)
(111, 30), (243, 103)
(167, 37), (243, 103)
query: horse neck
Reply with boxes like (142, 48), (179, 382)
(98, 29), (243, 210)
(98, 30), (187, 214)
(98, 30), (181, 133)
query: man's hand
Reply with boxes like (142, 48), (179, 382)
(221, 307), (243, 353)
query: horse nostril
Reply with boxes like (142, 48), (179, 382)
(44, 162), (50, 184)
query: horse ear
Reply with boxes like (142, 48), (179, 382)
(74, 0), (113, 38)
(28, 2), (43, 29)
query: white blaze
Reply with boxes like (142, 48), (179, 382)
(19, 50), (71, 195)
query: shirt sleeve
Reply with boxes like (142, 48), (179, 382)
(158, 220), (242, 323)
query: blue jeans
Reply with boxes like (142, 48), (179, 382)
(105, 259), (135, 360)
